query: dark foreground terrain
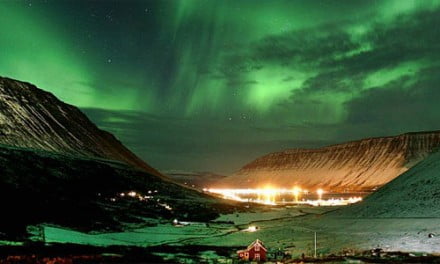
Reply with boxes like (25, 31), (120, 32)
(0, 144), (240, 240)
(2, 243), (440, 264)
(0, 243), (242, 264)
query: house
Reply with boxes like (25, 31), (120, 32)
(237, 239), (267, 262)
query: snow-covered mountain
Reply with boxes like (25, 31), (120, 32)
(217, 131), (440, 191)
(333, 149), (440, 217)
(0, 77), (161, 177)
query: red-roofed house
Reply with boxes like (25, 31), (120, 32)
(237, 239), (267, 262)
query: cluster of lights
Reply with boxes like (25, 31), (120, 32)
(109, 190), (173, 210)
(117, 191), (154, 201)
(159, 202), (173, 211)
(204, 187), (308, 195)
(107, 190), (162, 203)
(307, 197), (363, 206)
(203, 186), (303, 205)
(204, 187), (362, 207)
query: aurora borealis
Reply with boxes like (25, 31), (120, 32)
(2, 0), (440, 174)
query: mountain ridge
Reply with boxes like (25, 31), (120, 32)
(0, 76), (163, 177)
(217, 130), (440, 191)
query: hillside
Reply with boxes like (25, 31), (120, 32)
(0, 77), (161, 177)
(217, 131), (440, 191)
(0, 145), (238, 239)
(332, 149), (440, 218)
(0, 76), (242, 240)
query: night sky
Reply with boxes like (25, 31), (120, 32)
(1, 0), (440, 174)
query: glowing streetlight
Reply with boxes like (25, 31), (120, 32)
(317, 188), (324, 200)
(262, 186), (277, 204)
(292, 186), (301, 202)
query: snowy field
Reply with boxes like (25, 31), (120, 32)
(197, 214), (440, 257)
(215, 206), (306, 225)
(42, 206), (440, 258)
(42, 207), (315, 246)
(44, 221), (235, 246)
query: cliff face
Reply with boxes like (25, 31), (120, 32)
(0, 77), (162, 177)
(218, 132), (440, 191)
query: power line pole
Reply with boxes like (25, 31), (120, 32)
(314, 231), (317, 258)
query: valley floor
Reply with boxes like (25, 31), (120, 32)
(10, 205), (440, 262)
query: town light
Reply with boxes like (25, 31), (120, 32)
(204, 188), (361, 206)
(262, 186), (277, 204)
(292, 186), (301, 202)
(317, 189), (324, 200)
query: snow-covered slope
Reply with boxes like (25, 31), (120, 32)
(218, 131), (440, 191)
(333, 149), (440, 217)
(0, 77), (161, 177)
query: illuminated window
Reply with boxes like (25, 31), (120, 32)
(255, 244), (260, 251)
(255, 253), (260, 260)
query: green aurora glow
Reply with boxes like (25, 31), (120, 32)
(2, 0), (440, 173)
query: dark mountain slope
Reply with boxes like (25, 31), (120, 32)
(0, 145), (238, 240)
(0, 77), (161, 177)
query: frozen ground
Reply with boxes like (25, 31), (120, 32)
(44, 221), (234, 246)
(215, 206), (306, 225)
(42, 207), (307, 246)
(193, 208), (440, 257)
(201, 214), (440, 256)
(42, 205), (440, 258)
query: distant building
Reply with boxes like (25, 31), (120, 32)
(237, 239), (267, 262)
